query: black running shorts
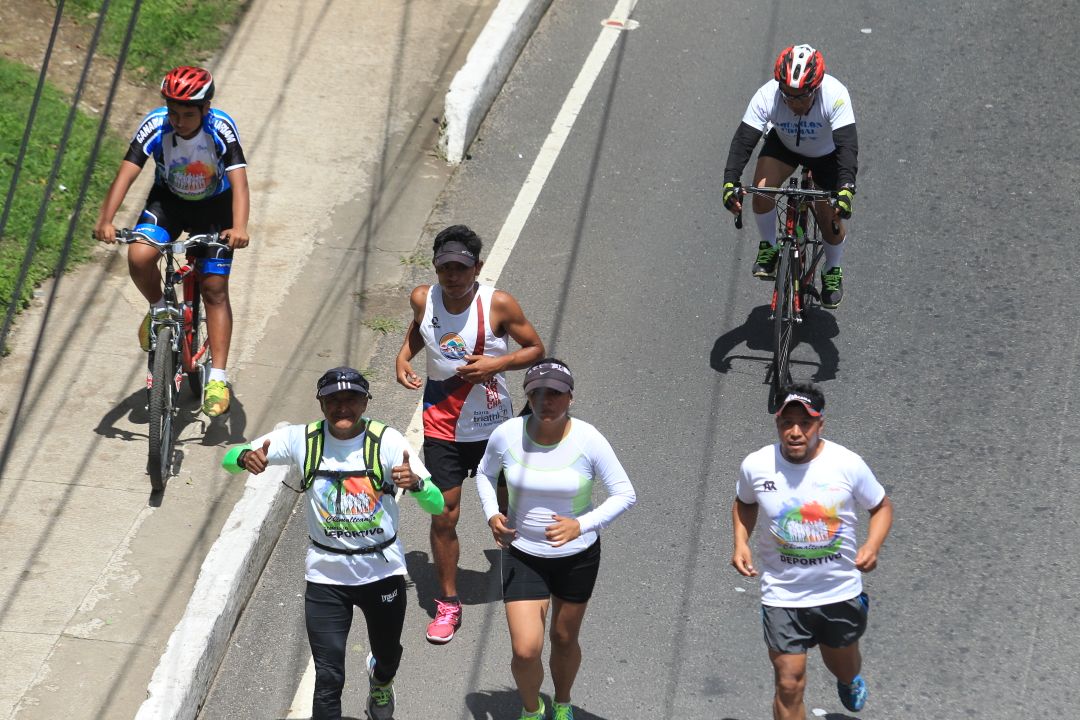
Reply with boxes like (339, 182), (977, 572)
(501, 539), (601, 604)
(422, 438), (487, 491)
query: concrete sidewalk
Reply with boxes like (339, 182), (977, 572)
(0, 1), (504, 717)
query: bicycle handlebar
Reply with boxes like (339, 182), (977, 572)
(115, 228), (231, 252)
(733, 186), (840, 235)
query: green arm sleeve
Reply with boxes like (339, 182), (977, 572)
(221, 444), (252, 474)
(411, 479), (444, 515)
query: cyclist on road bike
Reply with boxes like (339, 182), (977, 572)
(722, 44), (858, 309)
(93, 65), (250, 417)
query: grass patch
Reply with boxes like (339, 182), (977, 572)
(363, 316), (404, 334)
(0, 58), (124, 318)
(399, 249), (431, 267)
(67, 0), (248, 84)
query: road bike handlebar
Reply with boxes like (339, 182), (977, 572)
(115, 228), (231, 253)
(733, 186), (840, 235)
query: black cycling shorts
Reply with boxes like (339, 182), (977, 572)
(758, 129), (840, 191)
(501, 539), (601, 604)
(139, 184), (234, 275)
(761, 592), (869, 654)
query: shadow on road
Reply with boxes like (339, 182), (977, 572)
(405, 548), (501, 618)
(710, 304), (841, 384)
(465, 689), (611, 720)
(93, 387), (248, 506)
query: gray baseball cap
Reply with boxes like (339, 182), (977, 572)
(523, 361), (574, 394)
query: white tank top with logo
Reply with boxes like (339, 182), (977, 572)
(419, 284), (512, 442)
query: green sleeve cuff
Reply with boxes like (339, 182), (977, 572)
(412, 478), (444, 515)
(222, 444), (252, 474)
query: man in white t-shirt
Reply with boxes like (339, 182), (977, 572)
(721, 44), (859, 309)
(732, 383), (893, 719)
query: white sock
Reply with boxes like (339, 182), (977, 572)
(824, 236), (846, 271)
(754, 210), (776, 247)
(209, 368), (228, 384)
(151, 298), (168, 311)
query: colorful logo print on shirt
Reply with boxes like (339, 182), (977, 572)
(439, 332), (468, 360)
(316, 475), (384, 534)
(770, 500), (842, 559)
(168, 158), (215, 199)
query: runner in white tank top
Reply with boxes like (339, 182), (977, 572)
(418, 283), (512, 441)
(395, 225), (545, 645)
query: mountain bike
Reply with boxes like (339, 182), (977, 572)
(117, 228), (227, 490)
(734, 170), (838, 410)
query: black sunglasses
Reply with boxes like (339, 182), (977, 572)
(779, 86), (816, 101)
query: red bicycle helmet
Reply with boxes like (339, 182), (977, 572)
(773, 44), (825, 91)
(160, 66), (215, 103)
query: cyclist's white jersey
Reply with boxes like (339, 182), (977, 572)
(741, 75), (855, 158)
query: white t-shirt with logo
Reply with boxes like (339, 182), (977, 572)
(255, 421), (428, 585)
(740, 75), (855, 158)
(737, 440), (885, 607)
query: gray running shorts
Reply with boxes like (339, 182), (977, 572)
(761, 592), (869, 654)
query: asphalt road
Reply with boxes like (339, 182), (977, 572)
(201, 1), (1080, 718)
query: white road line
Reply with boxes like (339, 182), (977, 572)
(284, 661), (317, 719)
(285, 0), (637, 714)
(481, 0), (640, 284)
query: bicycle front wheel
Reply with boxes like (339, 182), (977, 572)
(772, 246), (795, 408)
(147, 326), (175, 491)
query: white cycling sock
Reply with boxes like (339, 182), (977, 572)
(151, 298), (168, 311)
(824, 235), (846, 271)
(754, 210), (776, 247)
(209, 368), (228, 384)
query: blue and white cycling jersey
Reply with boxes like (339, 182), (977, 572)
(123, 107), (247, 201)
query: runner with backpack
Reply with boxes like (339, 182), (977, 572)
(222, 367), (443, 720)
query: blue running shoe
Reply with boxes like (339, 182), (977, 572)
(837, 674), (867, 712)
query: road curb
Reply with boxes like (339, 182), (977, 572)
(439, 0), (553, 164)
(135, 424), (295, 720)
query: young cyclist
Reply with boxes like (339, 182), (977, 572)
(395, 224), (544, 645)
(476, 359), (637, 720)
(222, 367), (445, 720)
(722, 44), (858, 308)
(94, 65), (250, 417)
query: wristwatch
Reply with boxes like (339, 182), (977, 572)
(410, 477), (426, 493)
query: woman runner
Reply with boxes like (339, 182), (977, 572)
(475, 358), (637, 720)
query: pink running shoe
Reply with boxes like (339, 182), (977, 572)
(426, 599), (462, 644)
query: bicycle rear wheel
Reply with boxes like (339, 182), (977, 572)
(183, 293), (210, 399)
(771, 245), (795, 409)
(148, 326), (175, 491)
